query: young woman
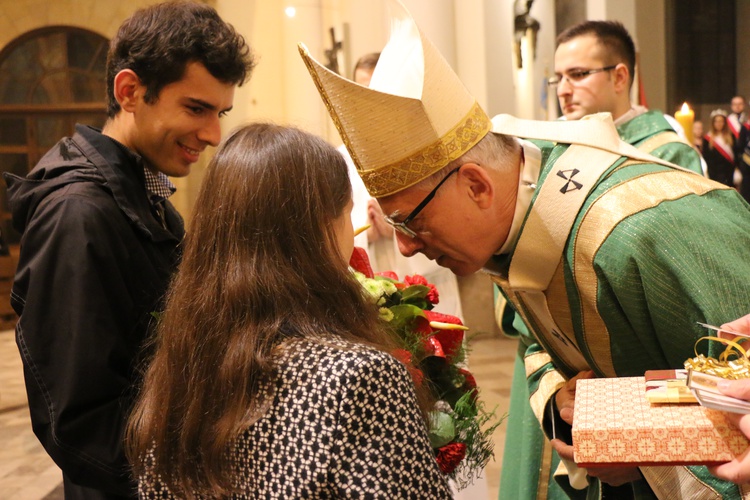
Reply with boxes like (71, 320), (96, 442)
(126, 123), (451, 499)
(702, 109), (736, 187)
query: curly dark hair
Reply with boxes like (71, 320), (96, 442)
(105, 1), (255, 117)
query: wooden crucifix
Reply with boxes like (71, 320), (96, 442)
(324, 27), (343, 75)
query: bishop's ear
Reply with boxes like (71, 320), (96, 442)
(458, 163), (494, 209)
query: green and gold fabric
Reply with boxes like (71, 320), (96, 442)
(617, 109), (703, 176)
(494, 138), (750, 500)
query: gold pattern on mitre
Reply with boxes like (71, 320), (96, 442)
(298, 3), (491, 197)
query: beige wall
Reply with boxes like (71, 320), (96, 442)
(0, 0), (147, 46)
(635, 0), (668, 114)
(0, 0), (217, 222)
(737, 1), (750, 102)
(8, 0), (728, 220)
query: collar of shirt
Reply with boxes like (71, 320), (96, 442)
(496, 139), (542, 255)
(614, 105), (648, 126)
(96, 130), (176, 202)
(142, 167), (176, 203)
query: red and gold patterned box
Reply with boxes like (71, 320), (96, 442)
(572, 376), (749, 467)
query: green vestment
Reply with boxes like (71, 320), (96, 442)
(616, 109), (703, 176)
(495, 119), (749, 500)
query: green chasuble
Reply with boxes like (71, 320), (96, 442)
(616, 109), (703, 176)
(494, 138), (750, 500)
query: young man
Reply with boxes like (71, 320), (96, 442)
(553, 20), (702, 174)
(728, 95), (749, 154)
(729, 95), (750, 202)
(4, 2), (254, 498)
(300, 3), (750, 499)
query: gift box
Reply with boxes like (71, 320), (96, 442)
(572, 376), (749, 467)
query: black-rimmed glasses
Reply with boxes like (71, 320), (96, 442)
(384, 166), (461, 238)
(547, 65), (617, 87)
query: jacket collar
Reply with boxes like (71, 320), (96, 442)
(74, 125), (180, 243)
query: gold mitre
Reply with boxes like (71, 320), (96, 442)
(298, 1), (491, 197)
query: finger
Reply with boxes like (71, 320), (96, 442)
(718, 331), (740, 341)
(569, 371), (590, 381)
(550, 438), (575, 461)
(568, 370), (596, 387)
(730, 413), (750, 438)
(708, 460), (750, 485)
(367, 199), (384, 214)
(717, 380), (750, 401)
(559, 407), (574, 425)
(720, 413), (750, 444)
(721, 314), (750, 335)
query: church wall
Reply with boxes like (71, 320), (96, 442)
(737, 1), (750, 101)
(0, 0), (212, 221)
(2, 0), (699, 220)
(635, 0), (668, 114)
(483, 0), (516, 118)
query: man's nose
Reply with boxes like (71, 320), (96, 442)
(198, 115), (222, 147)
(396, 232), (423, 257)
(557, 77), (572, 97)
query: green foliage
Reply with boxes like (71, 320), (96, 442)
(449, 392), (507, 489)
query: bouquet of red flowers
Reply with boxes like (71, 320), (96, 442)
(349, 247), (504, 489)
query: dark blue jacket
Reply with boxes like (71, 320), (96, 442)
(4, 124), (184, 499)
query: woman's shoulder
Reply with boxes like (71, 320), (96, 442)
(277, 337), (406, 381)
(281, 337), (396, 362)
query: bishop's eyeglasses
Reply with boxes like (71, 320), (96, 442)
(384, 166), (461, 239)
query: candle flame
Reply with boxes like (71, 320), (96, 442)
(681, 102), (691, 113)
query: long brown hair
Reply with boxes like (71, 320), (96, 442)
(708, 112), (734, 149)
(126, 123), (399, 497)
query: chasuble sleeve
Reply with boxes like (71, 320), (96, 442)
(566, 177), (750, 499)
(647, 137), (703, 176)
(578, 186), (750, 378)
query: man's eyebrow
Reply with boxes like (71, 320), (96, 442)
(560, 66), (585, 73)
(185, 97), (233, 114)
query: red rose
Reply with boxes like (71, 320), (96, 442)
(408, 366), (424, 387)
(457, 367), (479, 401)
(458, 368), (477, 390)
(426, 284), (440, 304)
(391, 349), (423, 387)
(436, 442), (467, 474)
(404, 274), (428, 286)
(405, 275), (439, 304)
(391, 348), (412, 365)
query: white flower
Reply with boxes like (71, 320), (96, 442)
(361, 279), (385, 303)
(380, 280), (398, 296)
(378, 307), (394, 322)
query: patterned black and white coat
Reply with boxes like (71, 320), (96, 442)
(138, 338), (453, 499)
